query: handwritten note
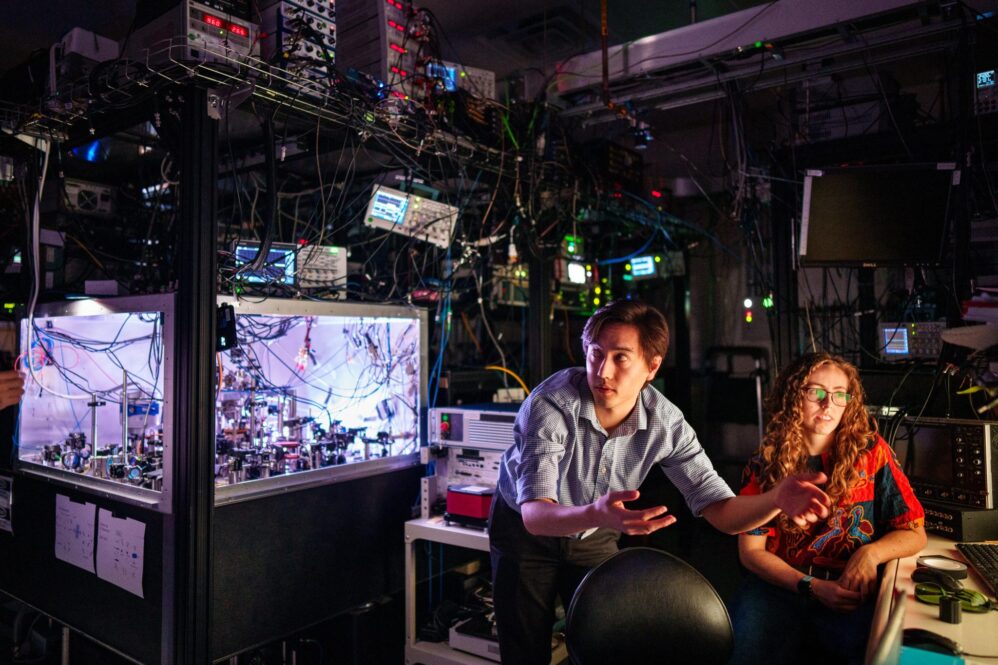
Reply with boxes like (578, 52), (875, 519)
(96, 509), (145, 598)
(54, 494), (96, 573)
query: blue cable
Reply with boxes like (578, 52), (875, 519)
(598, 228), (661, 266)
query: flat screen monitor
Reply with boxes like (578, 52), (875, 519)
(427, 62), (458, 91)
(566, 261), (588, 285)
(368, 188), (409, 225)
(630, 255), (657, 278)
(799, 164), (955, 267)
(880, 326), (910, 356)
(234, 241), (296, 285)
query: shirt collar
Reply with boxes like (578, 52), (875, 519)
(578, 375), (602, 431)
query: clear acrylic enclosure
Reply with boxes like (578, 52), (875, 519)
(17, 296), (174, 511)
(213, 297), (427, 504)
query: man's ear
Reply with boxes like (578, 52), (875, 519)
(646, 355), (663, 378)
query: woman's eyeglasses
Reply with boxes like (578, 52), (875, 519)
(803, 387), (851, 407)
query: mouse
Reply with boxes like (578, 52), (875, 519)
(902, 628), (962, 655)
(911, 567), (963, 593)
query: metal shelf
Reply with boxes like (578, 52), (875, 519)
(404, 516), (568, 665)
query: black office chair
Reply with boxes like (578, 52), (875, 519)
(565, 547), (734, 665)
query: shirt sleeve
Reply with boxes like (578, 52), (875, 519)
(658, 417), (735, 517)
(872, 437), (925, 531)
(738, 456), (774, 537)
(511, 393), (570, 505)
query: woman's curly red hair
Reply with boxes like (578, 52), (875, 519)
(754, 352), (875, 531)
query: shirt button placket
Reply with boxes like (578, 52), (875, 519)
(597, 443), (611, 493)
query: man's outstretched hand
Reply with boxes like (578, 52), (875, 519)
(592, 490), (677, 535)
(774, 472), (831, 527)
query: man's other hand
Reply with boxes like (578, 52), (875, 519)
(774, 472), (831, 527)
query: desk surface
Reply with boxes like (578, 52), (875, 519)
(872, 534), (998, 664)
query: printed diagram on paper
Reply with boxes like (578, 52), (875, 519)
(96, 509), (146, 597)
(54, 494), (96, 573)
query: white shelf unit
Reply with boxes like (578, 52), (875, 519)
(404, 516), (568, 665)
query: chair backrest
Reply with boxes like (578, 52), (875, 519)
(566, 547), (733, 665)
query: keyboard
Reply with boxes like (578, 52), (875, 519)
(956, 542), (998, 596)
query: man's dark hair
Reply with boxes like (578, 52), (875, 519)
(581, 299), (670, 362)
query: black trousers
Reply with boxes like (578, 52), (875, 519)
(488, 496), (620, 665)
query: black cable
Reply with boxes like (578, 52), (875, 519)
(247, 116), (278, 272)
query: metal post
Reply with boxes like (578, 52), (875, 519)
(527, 247), (553, 386)
(61, 625), (70, 665)
(121, 370), (129, 459)
(89, 392), (99, 459)
(670, 274), (692, 414)
(171, 85), (218, 665)
(858, 268), (876, 369)
(770, 176), (800, 371)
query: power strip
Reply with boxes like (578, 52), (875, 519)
(363, 184), (458, 248)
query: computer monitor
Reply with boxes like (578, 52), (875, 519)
(630, 255), (657, 279)
(880, 326), (910, 356)
(367, 187), (409, 226)
(427, 62), (458, 91)
(865, 589), (905, 665)
(800, 164), (956, 267)
(233, 241), (296, 285)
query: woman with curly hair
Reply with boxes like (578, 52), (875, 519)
(727, 352), (926, 665)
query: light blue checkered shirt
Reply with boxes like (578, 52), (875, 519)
(497, 368), (734, 532)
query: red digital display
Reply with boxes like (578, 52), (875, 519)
(228, 23), (249, 37)
(203, 13), (225, 29)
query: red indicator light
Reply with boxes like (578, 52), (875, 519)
(204, 13), (224, 28)
(390, 43), (407, 54)
(399, 69), (408, 77)
(650, 190), (662, 198)
(228, 23), (249, 37)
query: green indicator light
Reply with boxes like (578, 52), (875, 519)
(441, 414), (449, 422)
(567, 244), (575, 254)
(754, 41), (763, 48)
(623, 275), (633, 281)
(330, 247), (339, 254)
(3, 303), (14, 311)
